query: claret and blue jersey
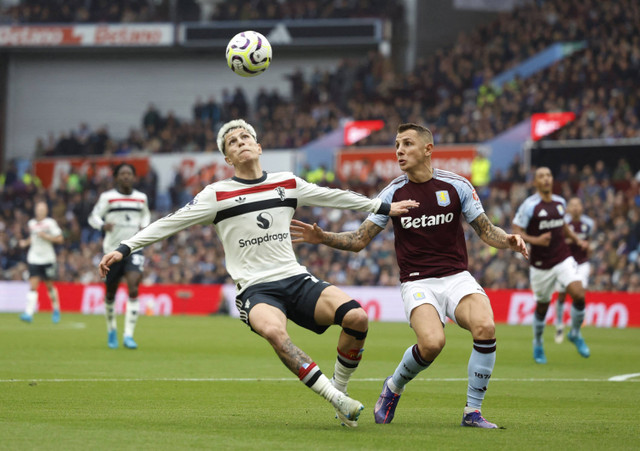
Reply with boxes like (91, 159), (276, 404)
(513, 193), (572, 269)
(368, 169), (484, 282)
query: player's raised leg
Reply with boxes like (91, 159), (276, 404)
(314, 287), (368, 395)
(565, 281), (590, 358)
(313, 287), (368, 426)
(374, 304), (439, 424)
(455, 294), (498, 429)
(249, 302), (363, 428)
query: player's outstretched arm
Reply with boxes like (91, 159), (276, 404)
(291, 219), (383, 252)
(98, 251), (124, 278)
(471, 213), (529, 259)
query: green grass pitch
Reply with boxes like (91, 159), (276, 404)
(1, 313), (638, 450)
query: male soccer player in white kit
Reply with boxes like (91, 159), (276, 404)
(513, 167), (590, 364)
(98, 119), (418, 427)
(89, 163), (150, 349)
(292, 123), (528, 428)
(19, 201), (64, 323)
(554, 197), (594, 343)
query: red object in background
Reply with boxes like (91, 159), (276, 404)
(336, 146), (476, 181)
(34, 157), (149, 190)
(488, 289), (638, 328)
(531, 112), (576, 141)
(38, 283), (223, 316)
(343, 120), (385, 145)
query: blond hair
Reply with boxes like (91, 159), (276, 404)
(216, 119), (258, 155)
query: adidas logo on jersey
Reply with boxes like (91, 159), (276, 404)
(538, 209), (548, 217)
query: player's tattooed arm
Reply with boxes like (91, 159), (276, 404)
(471, 213), (529, 259)
(291, 219), (383, 252)
(277, 338), (313, 374)
(322, 221), (383, 252)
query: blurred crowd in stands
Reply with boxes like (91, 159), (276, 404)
(0, 0), (400, 24)
(1, 158), (639, 292)
(29, 0), (640, 158)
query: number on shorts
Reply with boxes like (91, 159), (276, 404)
(131, 253), (145, 269)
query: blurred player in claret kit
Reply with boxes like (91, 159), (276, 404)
(89, 163), (150, 350)
(513, 167), (591, 364)
(98, 119), (418, 427)
(19, 201), (64, 324)
(292, 123), (528, 428)
(554, 197), (594, 343)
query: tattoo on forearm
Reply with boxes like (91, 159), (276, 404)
(276, 338), (312, 374)
(322, 221), (382, 251)
(471, 213), (508, 248)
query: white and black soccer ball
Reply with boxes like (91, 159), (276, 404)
(225, 31), (272, 78)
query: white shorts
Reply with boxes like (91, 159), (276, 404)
(400, 271), (488, 325)
(530, 256), (581, 303)
(555, 261), (590, 292)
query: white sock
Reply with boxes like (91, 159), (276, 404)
(299, 362), (341, 404)
(124, 298), (139, 338)
(105, 300), (116, 332)
(48, 287), (60, 311)
(25, 291), (38, 316)
(332, 347), (363, 393)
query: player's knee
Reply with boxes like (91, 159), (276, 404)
(258, 323), (288, 346)
(342, 307), (368, 333)
(417, 337), (445, 360)
(471, 319), (495, 341)
(129, 288), (139, 299)
(334, 300), (364, 326)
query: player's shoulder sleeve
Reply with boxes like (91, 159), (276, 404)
(88, 190), (110, 230)
(513, 194), (539, 228)
(135, 189), (151, 228)
(366, 174), (407, 228)
(435, 169), (484, 224)
(582, 215), (596, 235)
(552, 194), (567, 207)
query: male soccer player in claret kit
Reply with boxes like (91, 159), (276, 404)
(19, 201), (64, 323)
(89, 163), (150, 349)
(292, 123), (528, 428)
(554, 197), (594, 343)
(513, 167), (590, 364)
(98, 119), (418, 427)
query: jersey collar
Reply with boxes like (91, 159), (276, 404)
(232, 171), (267, 185)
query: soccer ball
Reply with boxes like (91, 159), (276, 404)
(226, 31), (272, 77)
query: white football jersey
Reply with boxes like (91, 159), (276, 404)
(26, 217), (62, 265)
(121, 171), (385, 293)
(89, 189), (151, 253)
